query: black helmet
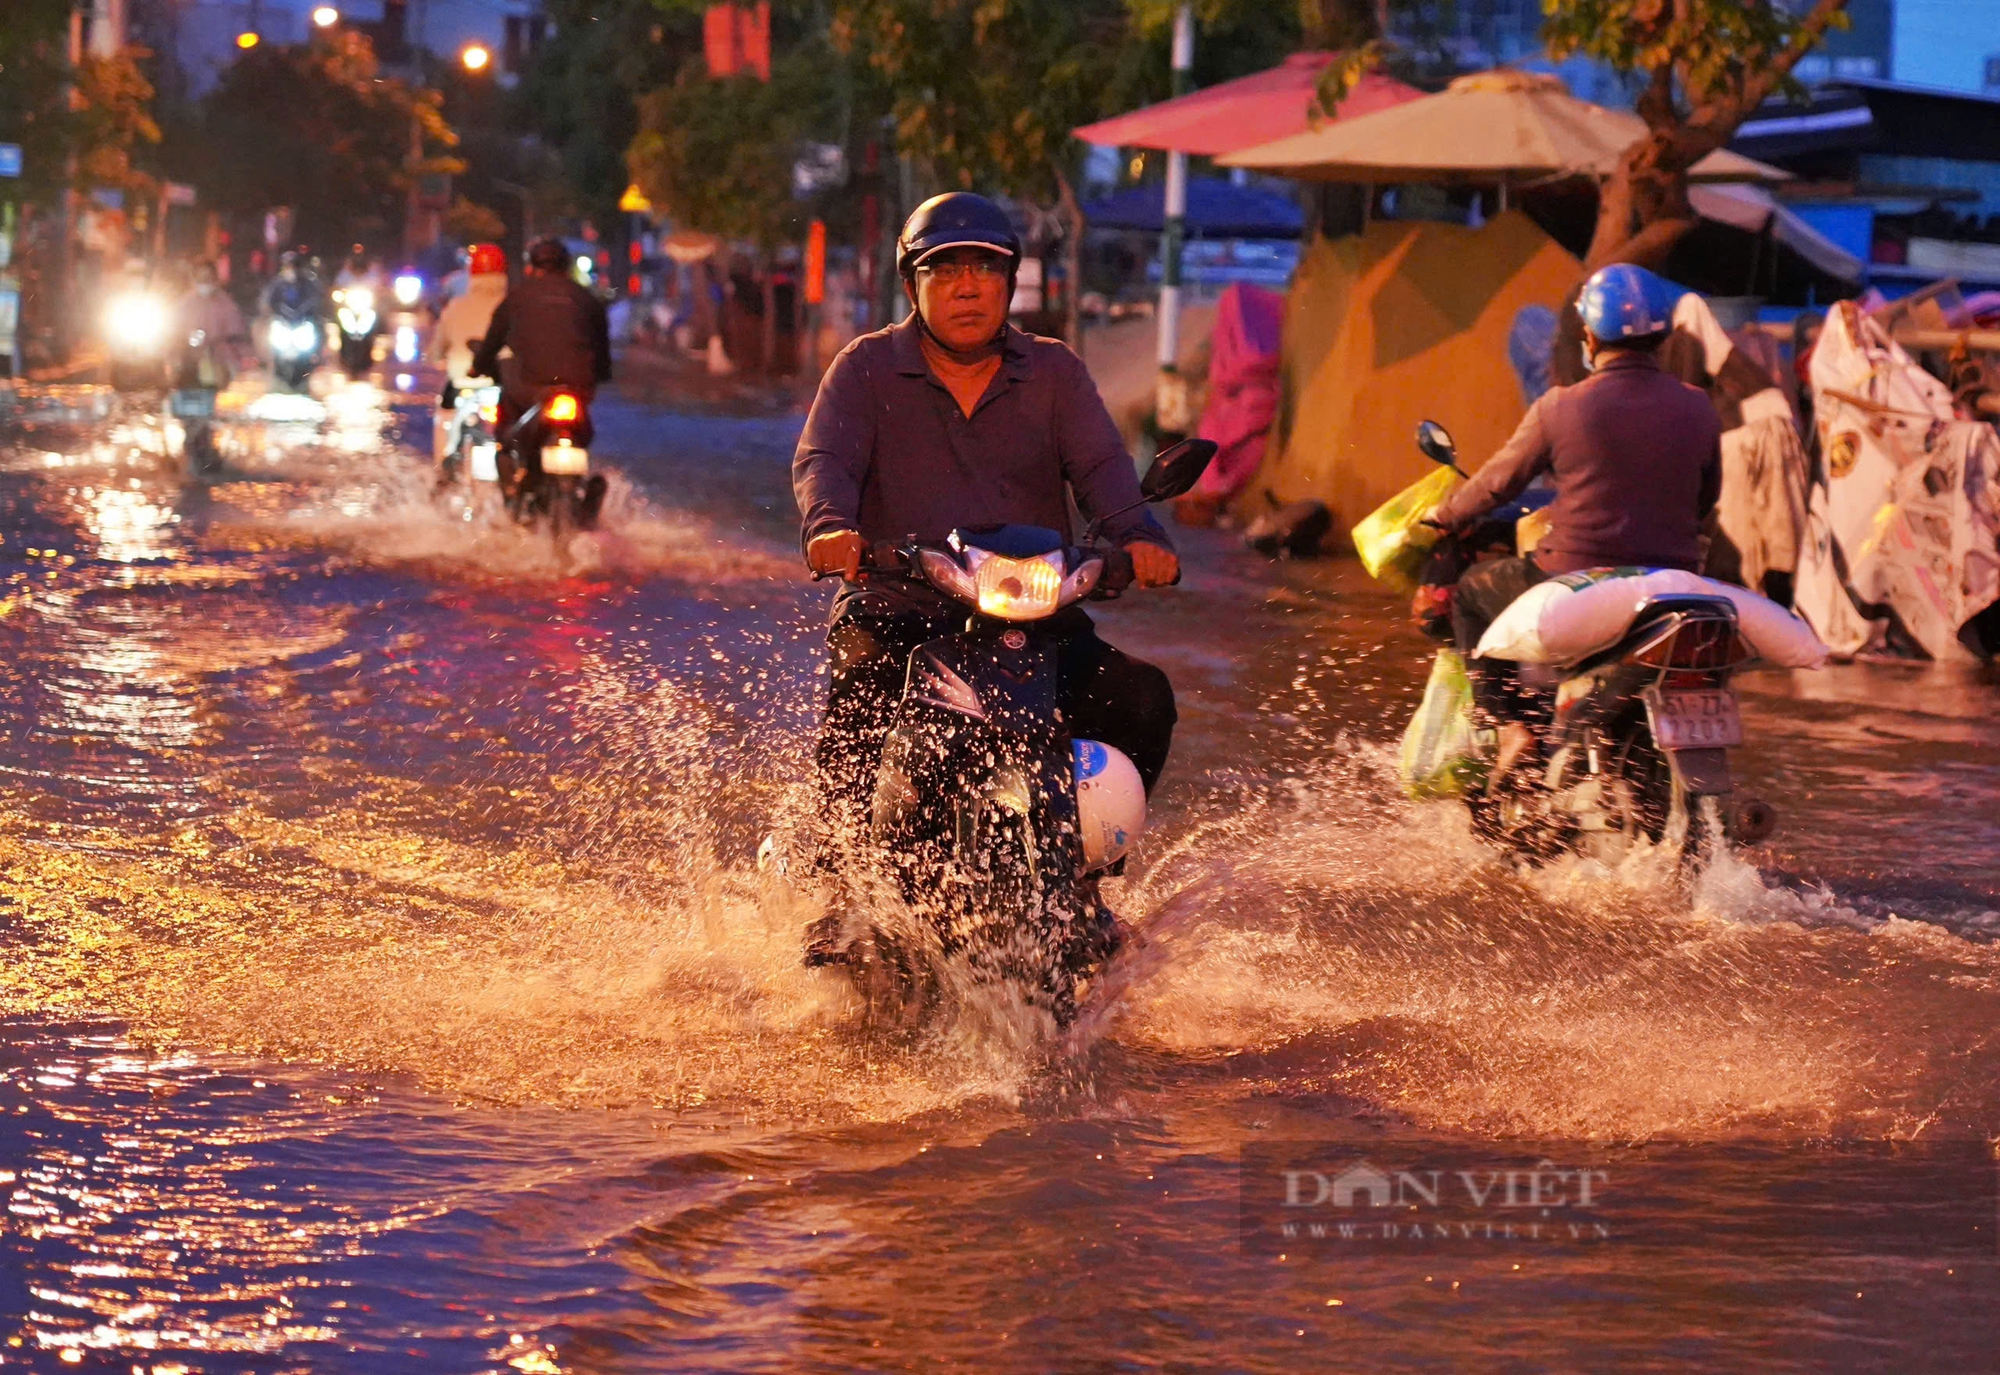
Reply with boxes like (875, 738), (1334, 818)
(896, 192), (1020, 278)
(526, 236), (570, 271)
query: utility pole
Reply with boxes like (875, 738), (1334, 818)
(1155, 3), (1194, 438)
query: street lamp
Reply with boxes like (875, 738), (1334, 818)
(235, 30), (260, 49)
(460, 43), (491, 72)
(311, 6), (340, 27)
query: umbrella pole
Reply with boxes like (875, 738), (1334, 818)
(1156, 3), (1195, 438)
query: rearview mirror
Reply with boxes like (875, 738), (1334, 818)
(1415, 420), (1459, 469)
(1141, 437), (1219, 502)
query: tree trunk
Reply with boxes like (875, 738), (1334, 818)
(1054, 165), (1085, 358)
(761, 253), (778, 379)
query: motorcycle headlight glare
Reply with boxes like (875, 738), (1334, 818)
(973, 551), (1065, 621)
(108, 294), (166, 349)
(393, 274), (422, 306)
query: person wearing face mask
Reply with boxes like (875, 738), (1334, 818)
(792, 192), (1182, 908)
(1427, 262), (1723, 785)
(173, 260), (249, 387)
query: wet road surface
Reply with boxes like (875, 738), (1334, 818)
(0, 366), (1998, 1371)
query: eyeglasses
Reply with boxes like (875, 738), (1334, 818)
(915, 259), (1009, 284)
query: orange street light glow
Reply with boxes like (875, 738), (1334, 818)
(461, 44), (491, 72)
(236, 30), (260, 48)
(311, 6), (339, 26)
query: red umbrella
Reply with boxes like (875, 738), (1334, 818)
(1073, 53), (1424, 158)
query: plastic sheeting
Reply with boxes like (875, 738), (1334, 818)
(1190, 283), (1285, 502)
(1795, 302), (2000, 661)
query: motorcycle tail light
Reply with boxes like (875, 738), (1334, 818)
(974, 553), (1063, 621)
(1628, 615), (1752, 671)
(546, 393), (580, 423)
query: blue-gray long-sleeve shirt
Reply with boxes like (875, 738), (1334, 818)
(792, 317), (1170, 568)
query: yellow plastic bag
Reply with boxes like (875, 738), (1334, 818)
(1399, 648), (1483, 799)
(1351, 466), (1463, 593)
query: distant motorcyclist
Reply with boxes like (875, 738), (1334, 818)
(262, 251), (321, 320)
(467, 236), (612, 490)
(792, 192), (1180, 902)
(1428, 262), (1723, 786)
(427, 241), (509, 464)
(173, 259), (249, 387)
(334, 243), (383, 294)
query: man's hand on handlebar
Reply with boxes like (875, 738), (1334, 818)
(807, 529), (865, 581)
(1127, 541), (1179, 588)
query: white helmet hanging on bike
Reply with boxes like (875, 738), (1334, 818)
(1074, 739), (1146, 872)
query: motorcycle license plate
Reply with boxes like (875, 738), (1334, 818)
(1644, 687), (1743, 750)
(541, 444), (589, 476)
(470, 443), (499, 481)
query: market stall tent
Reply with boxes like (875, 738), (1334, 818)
(1238, 210), (1580, 532)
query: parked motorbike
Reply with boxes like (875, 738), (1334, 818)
(331, 285), (377, 378)
(104, 288), (170, 393)
(499, 387), (606, 539)
(1401, 420), (1774, 868)
(800, 437), (1216, 1028)
(267, 309), (319, 392)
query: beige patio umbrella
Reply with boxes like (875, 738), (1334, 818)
(1218, 69), (1786, 187)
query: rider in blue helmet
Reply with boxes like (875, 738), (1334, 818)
(1428, 261), (1723, 792)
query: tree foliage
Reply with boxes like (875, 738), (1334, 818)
(627, 36), (845, 249)
(0, 0), (161, 201)
(195, 31), (457, 247)
(1542, 0), (1851, 268)
(831, 0), (1130, 209)
(519, 0), (691, 224)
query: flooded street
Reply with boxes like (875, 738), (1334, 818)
(2, 368), (1999, 1372)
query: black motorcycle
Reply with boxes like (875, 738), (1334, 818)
(332, 284), (378, 379)
(808, 437), (1215, 1027)
(1406, 420), (1774, 867)
(267, 307), (319, 393)
(499, 387), (607, 540)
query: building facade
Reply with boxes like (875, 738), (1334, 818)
(148, 0), (546, 98)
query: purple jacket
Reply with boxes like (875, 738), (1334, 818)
(1432, 351), (1722, 575)
(793, 317), (1169, 564)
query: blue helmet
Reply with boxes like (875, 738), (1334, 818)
(1577, 263), (1679, 342)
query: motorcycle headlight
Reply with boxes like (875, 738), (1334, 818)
(1058, 557), (1104, 607)
(345, 287), (374, 312)
(108, 294), (166, 349)
(393, 274), (422, 306)
(917, 548), (977, 604)
(972, 551), (1065, 621)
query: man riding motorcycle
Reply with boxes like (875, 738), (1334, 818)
(791, 191), (1181, 962)
(467, 236), (611, 514)
(428, 241), (509, 467)
(262, 251), (319, 318)
(1428, 262), (1723, 789)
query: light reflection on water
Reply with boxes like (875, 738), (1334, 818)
(0, 384), (1997, 1369)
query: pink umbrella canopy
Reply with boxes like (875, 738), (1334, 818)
(1073, 53), (1425, 157)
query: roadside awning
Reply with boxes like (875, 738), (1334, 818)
(1073, 53), (1424, 157)
(1688, 183), (1864, 283)
(1082, 177), (1304, 238)
(1219, 69), (1788, 186)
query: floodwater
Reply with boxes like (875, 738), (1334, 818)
(1, 366), (1998, 1373)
